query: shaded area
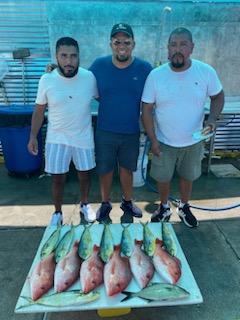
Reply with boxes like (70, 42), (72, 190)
(1, 157), (240, 207)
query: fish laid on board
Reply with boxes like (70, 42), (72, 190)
(100, 223), (114, 263)
(17, 290), (100, 309)
(121, 282), (189, 302)
(55, 225), (75, 263)
(41, 227), (61, 259)
(104, 244), (132, 296)
(153, 239), (181, 284)
(29, 252), (56, 301)
(80, 244), (104, 294)
(162, 223), (177, 256)
(121, 223), (133, 257)
(129, 240), (154, 289)
(78, 225), (93, 260)
(141, 222), (156, 257)
(54, 241), (81, 293)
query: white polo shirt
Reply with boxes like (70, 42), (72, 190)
(36, 68), (98, 149)
(142, 59), (223, 147)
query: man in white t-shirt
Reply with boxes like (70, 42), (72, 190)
(142, 27), (224, 228)
(28, 37), (98, 225)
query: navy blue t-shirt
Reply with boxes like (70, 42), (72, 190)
(89, 56), (152, 134)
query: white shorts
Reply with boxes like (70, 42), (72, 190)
(45, 143), (96, 174)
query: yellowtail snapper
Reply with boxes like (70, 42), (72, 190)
(121, 283), (189, 302)
(17, 290), (100, 309)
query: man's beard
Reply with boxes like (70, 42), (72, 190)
(58, 64), (78, 78)
(116, 55), (130, 63)
(170, 53), (185, 69)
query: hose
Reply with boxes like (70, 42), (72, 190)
(140, 136), (240, 212)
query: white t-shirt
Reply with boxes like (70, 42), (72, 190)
(36, 68), (98, 149)
(141, 59), (223, 147)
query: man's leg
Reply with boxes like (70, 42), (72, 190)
(52, 173), (66, 212)
(77, 170), (91, 204)
(119, 167), (133, 201)
(99, 171), (114, 202)
(176, 143), (202, 228)
(95, 130), (118, 222)
(149, 143), (177, 222)
(179, 176), (192, 204)
(119, 166), (142, 220)
(77, 170), (97, 223)
(157, 181), (171, 204)
(177, 176), (198, 227)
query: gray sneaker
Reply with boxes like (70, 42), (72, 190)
(120, 199), (142, 218)
(80, 204), (96, 223)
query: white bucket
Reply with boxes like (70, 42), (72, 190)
(133, 154), (148, 187)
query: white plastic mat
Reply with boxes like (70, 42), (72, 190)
(15, 222), (203, 314)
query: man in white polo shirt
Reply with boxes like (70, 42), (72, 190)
(28, 37), (98, 225)
(142, 27), (224, 228)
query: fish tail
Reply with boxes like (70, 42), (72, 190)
(140, 221), (147, 227)
(121, 291), (133, 302)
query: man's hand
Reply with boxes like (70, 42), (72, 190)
(202, 120), (216, 135)
(28, 137), (38, 156)
(151, 139), (161, 157)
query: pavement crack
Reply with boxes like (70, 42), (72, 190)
(214, 221), (240, 261)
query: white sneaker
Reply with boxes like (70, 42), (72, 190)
(50, 212), (63, 226)
(80, 204), (96, 223)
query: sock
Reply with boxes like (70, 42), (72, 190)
(179, 201), (186, 208)
(81, 202), (88, 207)
(161, 202), (169, 208)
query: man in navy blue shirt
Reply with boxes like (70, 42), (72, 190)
(90, 23), (152, 223)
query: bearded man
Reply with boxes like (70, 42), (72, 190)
(28, 37), (98, 225)
(142, 27), (224, 228)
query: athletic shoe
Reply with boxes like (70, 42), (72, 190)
(151, 204), (172, 222)
(120, 199), (142, 218)
(50, 211), (63, 226)
(80, 203), (96, 223)
(96, 201), (112, 223)
(177, 203), (199, 228)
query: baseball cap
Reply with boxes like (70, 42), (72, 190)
(110, 23), (134, 38)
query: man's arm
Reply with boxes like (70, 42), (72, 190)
(141, 102), (161, 156)
(203, 89), (225, 134)
(28, 104), (46, 155)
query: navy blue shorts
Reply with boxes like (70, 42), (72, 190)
(95, 129), (140, 174)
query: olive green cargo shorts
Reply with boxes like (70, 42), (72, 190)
(150, 141), (204, 182)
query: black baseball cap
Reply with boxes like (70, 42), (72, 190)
(110, 23), (134, 38)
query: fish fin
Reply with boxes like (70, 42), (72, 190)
(121, 223), (131, 228)
(145, 298), (154, 303)
(121, 291), (133, 302)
